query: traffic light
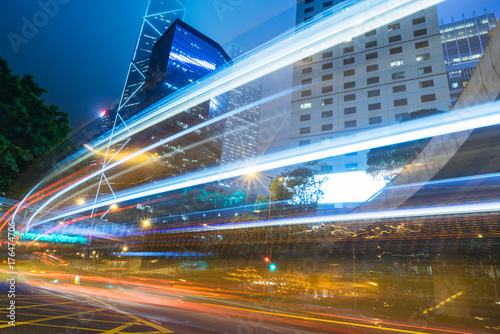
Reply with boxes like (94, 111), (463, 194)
(264, 256), (270, 263)
(269, 263), (277, 271)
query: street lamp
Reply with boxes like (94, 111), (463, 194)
(246, 172), (273, 221)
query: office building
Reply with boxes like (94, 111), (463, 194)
(290, 0), (450, 177)
(441, 12), (497, 105)
(141, 19), (231, 176)
(119, 0), (185, 119)
(221, 45), (262, 165)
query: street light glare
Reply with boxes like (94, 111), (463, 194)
(142, 219), (151, 226)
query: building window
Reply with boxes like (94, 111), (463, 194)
(305, 0), (313, 3)
(418, 66), (432, 75)
(322, 74), (333, 81)
(344, 94), (356, 102)
(301, 90), (312, 97)
(322, 137), (333, 145)
(366, 64), (379, 72)
(343, 57), (355, 65)
(395, 112), (409, 121)
(419, 79), (434, 88)
(299, 140), (310, 147)
(369, 116), (382, 124)
(303, 56), (313, 63)
(344, 69), (355, 77)
(343, 46), (354, 54)
(390, 59), (404, 67)
(300, 127), (311, 134)
(416, 53), (431, 62)
(302, 67), (312, 74)
(365, 40), (377, 48)
(389, 35), (402, 43)
(392, 71), (405, 80)
(452, 82), (459, 88)
(322, 110), (333, 118)
(394, 98), (408, 106)
(321, 123), (333, 131)
(390, 46), (403, 55)
(421, 94), (436, 102)
(415, 41), (429, 49)
(322, 62), (333, 70)
(322, 98), (333, 105)
(344, 106), (356, 114)
(368, 102), (381, 111)
(300, 102), (312, 109)
(300, 114), (311, 121)
(345, 163), (358, 170)
(365, 29), (376, 37)
(366, 52), (378, 60)
(414, 28), (427, 37)
(393, 84), (406, 93)
(344, 81), (355, 89)
(367, 76), (379, 85)
(322, 86), (333, 93)
(322, 51), (333, 58)
(388, 23), (400, 31)
(302, 78), (312, 85)
(344, 120), (357, 128)
(305, 7), (314, 13)
(323, 1), (333, 8)
(412, 16), (426, 25)
(367, 89), (380, 97)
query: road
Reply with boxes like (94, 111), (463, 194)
(0, 275), (483, 334)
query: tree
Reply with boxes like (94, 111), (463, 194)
(266, 161), (326, 217)
(366, 109), (446, 181)
(0, 57), (72, 196)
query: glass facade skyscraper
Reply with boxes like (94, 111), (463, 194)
(119, 0), (185, 119)
(141, 19), (231, 176)
(221, 45), (262, 166)
(440, 12), (497, 104)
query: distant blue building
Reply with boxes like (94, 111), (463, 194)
(141, 19), (231, 176)
(440, 12), (497, 105)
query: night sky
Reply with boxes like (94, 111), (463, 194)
(0, 0), (499, 143)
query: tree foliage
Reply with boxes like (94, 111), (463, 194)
(366, 109), (446, 181)
(264, 161), (326, 218)
(0, 57), (72, 196)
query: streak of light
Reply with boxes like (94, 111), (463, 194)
(29, 100), (500, 229)
(21, 0), (443, 227)
(123, 199), (500, 235)
(0, 165), (94, 234)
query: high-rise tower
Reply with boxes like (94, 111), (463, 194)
(290, 0), (450, 178)
(119, 0), (185, 119)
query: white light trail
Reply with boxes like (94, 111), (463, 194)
(29, 100), (500, 228)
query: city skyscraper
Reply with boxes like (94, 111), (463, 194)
(290, 0), (450, 182)
(441, 12), (497, 105)
(221, 45), (262, 166)
(119, 0), (185, 119)
(141, 19), (231, 176)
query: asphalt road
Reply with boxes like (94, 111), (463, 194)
(0, 279), (486, 333)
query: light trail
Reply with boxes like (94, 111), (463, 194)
(18, 0), (444, 225)
(28, 99), (500, 229)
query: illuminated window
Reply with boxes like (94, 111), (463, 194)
(392, 71), (405, 80)
(416, 53), (431, 62)
(300, 102), (312, 109)
(418, 66), (432, 75)
(390, 59), (403, 67)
